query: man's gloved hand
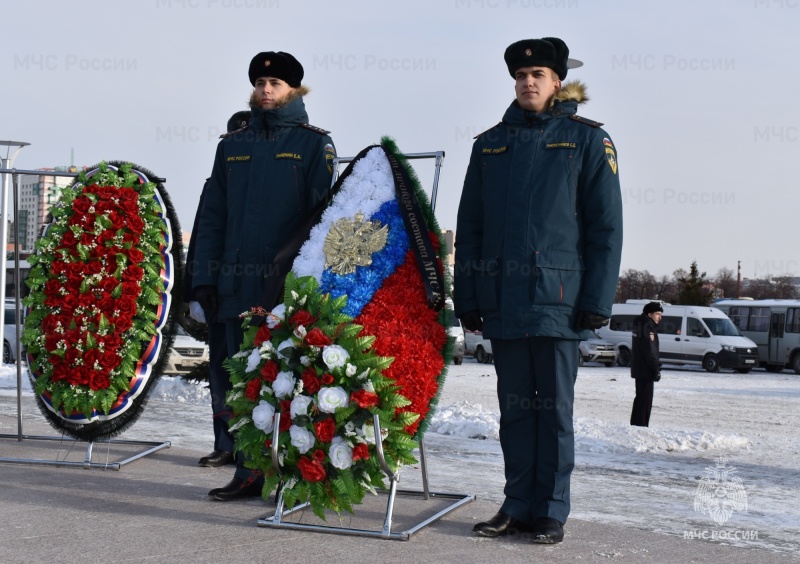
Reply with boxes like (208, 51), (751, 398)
(653, 372), (661, 383)
(574, 310), (610, 331)
(194, 285), (218, 321)
(459, 310), (483, 332)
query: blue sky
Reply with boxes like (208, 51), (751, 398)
(2, 0), (798, 278)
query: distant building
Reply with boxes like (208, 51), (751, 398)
(442, 229), (455, 266)
(17, 167), (75, 250)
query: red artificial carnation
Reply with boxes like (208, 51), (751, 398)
(253, 324), (272, 347)
(297, 456), (327, 482)
(354, 249), (447, 435)
(244, 378), (262, 401)
(350, 389), (380, 408)
(304, 327), (331, 347)
(314, 417), (336, 443)
(313, 449), (326, 462)
(290, 309), (315, 328)
(260, 360), (279, 382)
(321, 373), (334, 385)
(352, 443), (370, 461)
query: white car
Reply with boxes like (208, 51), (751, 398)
(579, 332), (618, 367)
(164, 325), (209, 375)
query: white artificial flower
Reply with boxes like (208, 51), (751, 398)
(357, 422), (386, 445)
(291, 290), (299, 300)
(268, 304), (286, 328)
(272, 371), (297, 399)
(300, 355), (311, 367)
(293, 325), (307, 340)
(252, 401), (275, 433)
(345, 363), (357, 377)
(289, 424), (315, 454)
(322, 344), (350, 369)
(362, 379), (375, 393)
(290, 395), (313, 418)
(329, 437), (353, 470)
(344, 421), (356, 436)
(245, 348), (262, 373)
(316, 386), (350, 413)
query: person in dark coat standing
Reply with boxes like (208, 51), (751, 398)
(184, 111), (251, 469)
(192, 51), (336, 501)
(630, 301), (662, 427)
(454, 37), (623, 544)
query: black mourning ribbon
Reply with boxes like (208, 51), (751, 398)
(380, 145), (444, 312)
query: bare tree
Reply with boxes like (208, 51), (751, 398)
(714, 267), (738, 298)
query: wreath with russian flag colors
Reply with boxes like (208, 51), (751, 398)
(226, 138), (453, 518)
(22, 162), (181, 441)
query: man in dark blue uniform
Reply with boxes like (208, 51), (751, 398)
(454, 37), (623, 543)
(630, 301), (662, 427)
(193, 51), (336, 501)
(184, 111), (251, 469)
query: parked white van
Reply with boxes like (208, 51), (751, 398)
(598, 300), (759, 373)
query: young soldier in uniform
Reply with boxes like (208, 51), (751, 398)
(454, 37), (623, 543)
(192, 51), (336, 501)
(184, 111), (251, 469)
(630, 301), (662, 427)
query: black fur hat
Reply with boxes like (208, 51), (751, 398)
(248, 51), (303, 87)
(504, 37), (582, 80)
(226, 110), (251, 133)
(643, 302), (664, 315)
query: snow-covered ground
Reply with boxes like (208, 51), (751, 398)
(2, 359), (799, 556)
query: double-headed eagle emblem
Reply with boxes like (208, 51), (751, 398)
(323, 212), (389, 275)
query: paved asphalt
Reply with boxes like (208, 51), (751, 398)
(0, 395), (791, 563)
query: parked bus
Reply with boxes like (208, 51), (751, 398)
(714, 299), (800, 374)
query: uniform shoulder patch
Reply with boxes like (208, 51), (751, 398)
(474, 122), (503, 139)
(300, 123), (331, 135)
(569, 115), (604, 128)
(220, 125), (249, 139)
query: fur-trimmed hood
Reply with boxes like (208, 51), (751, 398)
(552, 80), (588, 106)
(248, 84), (310, 110)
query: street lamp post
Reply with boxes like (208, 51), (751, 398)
(0, 140), (31, 365)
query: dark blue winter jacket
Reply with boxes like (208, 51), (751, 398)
(454, 82), (623, 340)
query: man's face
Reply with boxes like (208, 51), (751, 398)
(648, 312), (663, 325)
(254, 77), (294, 109)
(514, 66), (561, 113)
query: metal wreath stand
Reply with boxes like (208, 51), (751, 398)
(257, 151), (475, 540)
(0, 160), (170, 470)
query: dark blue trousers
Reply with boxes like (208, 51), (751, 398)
(490, 337), (579, 525)
(630, 378), (653, 427)
(225, 319), (263, 482)
(207, 321), (233, 453)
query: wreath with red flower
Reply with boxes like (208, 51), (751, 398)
(226, 274), (418, 519)
(226, 139), (453, 519)
(22, 162), (181, 440)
